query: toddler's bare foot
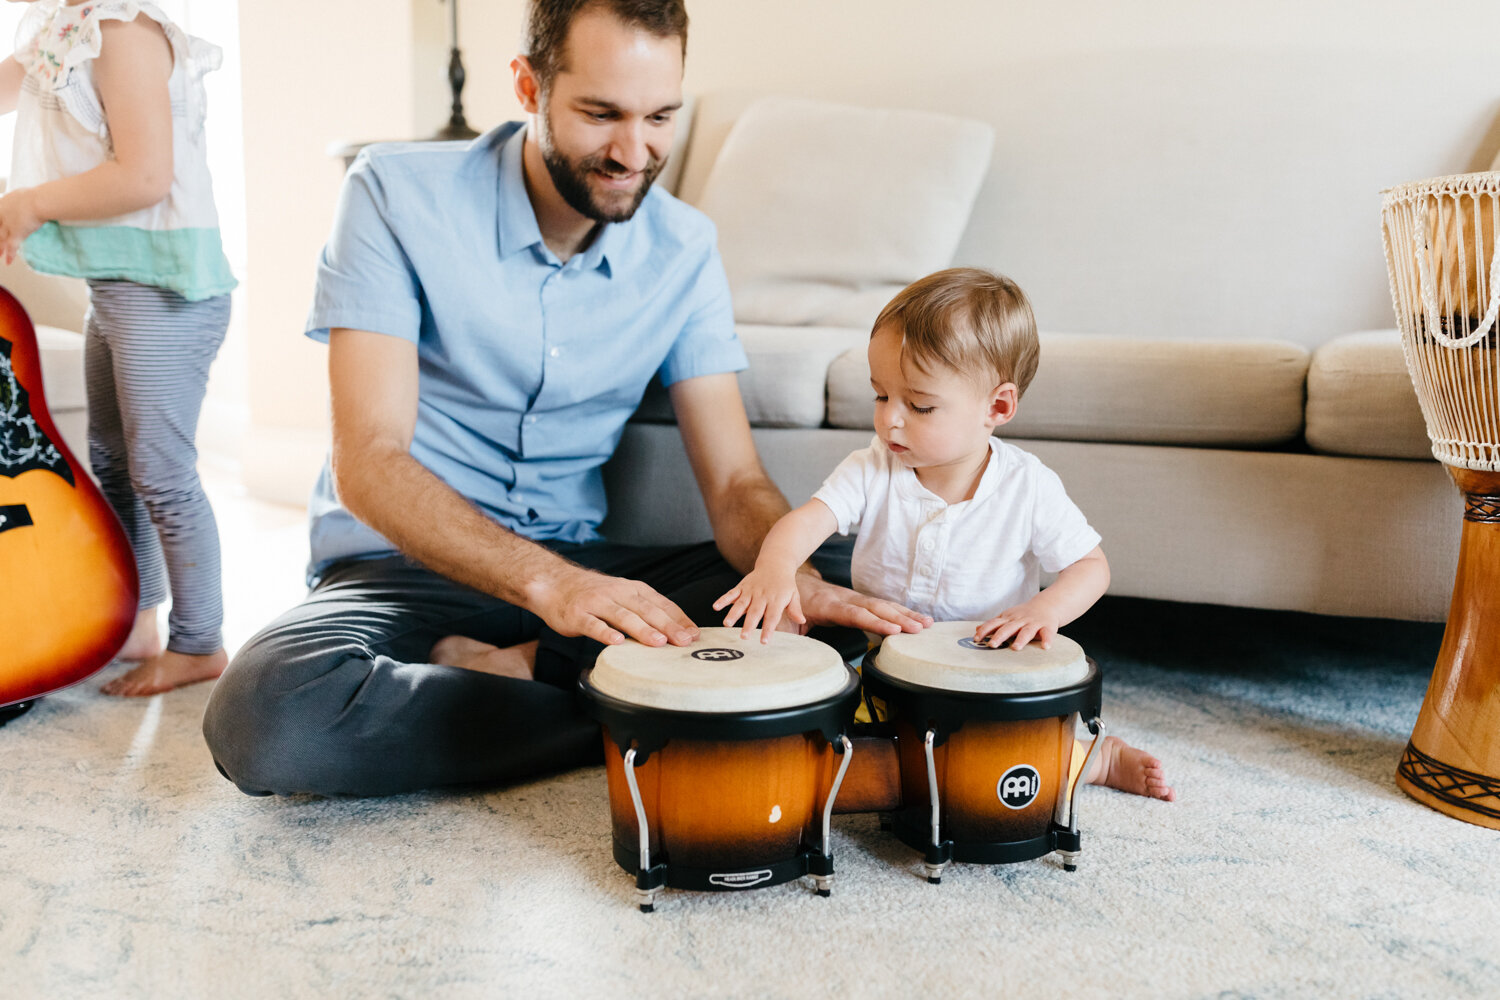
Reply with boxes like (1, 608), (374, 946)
(115, 607), (164, 661)
(1086, 735), (1176, 801)
(430, 636), (537, 681)
(102, 648), (228, 697)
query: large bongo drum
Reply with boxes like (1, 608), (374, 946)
(861, 622), (1104, 882)
(1382, 173), (1500, 829)
(579, 628), (861, 911)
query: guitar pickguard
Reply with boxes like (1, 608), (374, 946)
(0, 336), (73, 486)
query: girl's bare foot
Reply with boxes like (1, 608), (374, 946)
(1086, 735), (1176, 801)
(101, 648), (228, 697)
(115, 607), (164, 661)
(429, 636), (537, 681)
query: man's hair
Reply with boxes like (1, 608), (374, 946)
(873, 268), (1040, 396)
(522, 0), (689, 92)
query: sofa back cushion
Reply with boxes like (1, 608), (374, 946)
(1305, 330), (1430, 460)
(827, 333), (1311, 448)
(694, 96), (994, 329)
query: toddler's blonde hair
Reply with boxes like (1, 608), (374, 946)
(872, 267), (1039, 396)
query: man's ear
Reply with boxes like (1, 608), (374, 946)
(512, 56), (541, 114)
(989, 383), (1019, 427)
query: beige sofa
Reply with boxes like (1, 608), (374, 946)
(600, 96), (1461, 623)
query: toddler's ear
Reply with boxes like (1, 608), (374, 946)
(988, 383), (1019, 427)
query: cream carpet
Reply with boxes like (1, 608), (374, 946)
(3, 594), (1495, 1000)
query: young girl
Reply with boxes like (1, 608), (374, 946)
(716, 267), (1174, 801)
(0, 1), (236, 696)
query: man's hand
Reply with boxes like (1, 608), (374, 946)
(713, 568), (805, 643)
(0, 188), (43, 265)
(796, 574), (931, 636)
(525, 562), (699, 648)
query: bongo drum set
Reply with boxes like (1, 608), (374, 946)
(1382, 173), (1500, 830)
(578, 625), (1106, 910)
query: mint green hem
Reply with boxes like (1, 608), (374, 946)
(22, 223), (238, 302)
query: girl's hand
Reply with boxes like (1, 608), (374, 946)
(713, 569), (805, 644)
(0, 188), (44, 265)
(975, 598), (1064, 651)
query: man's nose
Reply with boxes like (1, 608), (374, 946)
(607, 121), (649, 173)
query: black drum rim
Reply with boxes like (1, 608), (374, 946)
(579, 664), (862, 757)
(861, 656), (1103, 723)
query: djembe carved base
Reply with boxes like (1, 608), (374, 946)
(1395, 468), (1500, 829)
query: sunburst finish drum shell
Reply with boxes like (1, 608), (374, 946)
(579, 629), (861, 886)
(864, 624), (1102, 863)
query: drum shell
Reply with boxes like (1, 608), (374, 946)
(891, 715), (1075, 843)
(862, 656), (1101, 861)
(602, 729), (839, 870)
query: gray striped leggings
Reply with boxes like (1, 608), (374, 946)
(84, 280), (230, 656)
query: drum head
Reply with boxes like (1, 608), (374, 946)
(874, 622), (1089, 694)
(587, 627), (850, 713)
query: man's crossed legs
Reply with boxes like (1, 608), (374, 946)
(202, 541), (748, 797)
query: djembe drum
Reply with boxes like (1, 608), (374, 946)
(1382, 172), (1500, 829)
(578, 628), (861, 911)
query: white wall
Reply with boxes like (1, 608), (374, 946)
(238, 0), (1500, 502)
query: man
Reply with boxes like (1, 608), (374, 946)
(202, 0), (925, 797)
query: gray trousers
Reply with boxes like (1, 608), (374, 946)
(203, 540), (861, 798)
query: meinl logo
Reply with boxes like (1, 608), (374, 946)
(709, 869), (772, 888)
(997, 764), (1041, 809)
(691, 648), (744, 661)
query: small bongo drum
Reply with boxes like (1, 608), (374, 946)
(861, 622), (1105, 882)
(579, 628), (861, 911)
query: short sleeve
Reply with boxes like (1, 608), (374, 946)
(1027, 460), (1102, 573)
(305, 154), (423, 345)
(655, 242), (747, 386)
(811, 442), (880, 535)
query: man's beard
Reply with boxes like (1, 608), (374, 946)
(539, 111), (665, 224)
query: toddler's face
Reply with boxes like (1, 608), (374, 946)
(868, 325), (1007, 475)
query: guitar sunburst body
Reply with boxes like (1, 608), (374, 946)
(0, 284), (137, 707)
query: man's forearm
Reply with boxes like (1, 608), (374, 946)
(334, 444), (569, 608)
(703, 472), (798, 575)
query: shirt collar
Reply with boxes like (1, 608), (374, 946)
(890, 435), (1008, 507)
(495, 123), (620, 279)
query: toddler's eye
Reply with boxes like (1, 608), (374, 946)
(873, 395), (888, 403)
(911, 405), (936, 415)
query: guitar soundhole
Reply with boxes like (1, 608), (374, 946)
(1, 335), (74, 486)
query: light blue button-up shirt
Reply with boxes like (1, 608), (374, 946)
(303, 122), (746, 577)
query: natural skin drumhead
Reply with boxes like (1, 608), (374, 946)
(589, 627), (850, 712)
(874, 621), (1089, 694)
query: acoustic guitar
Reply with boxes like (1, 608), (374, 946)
(0, 284), (137, 711)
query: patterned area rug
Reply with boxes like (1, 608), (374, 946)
(1, 598), (1494, 999)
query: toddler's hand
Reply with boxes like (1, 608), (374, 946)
(0, 189), (43, 265)
(713, 568), (805, 644)
(975, 599), (1063, 651)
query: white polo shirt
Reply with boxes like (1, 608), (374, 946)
(813, 436), (1102, 622)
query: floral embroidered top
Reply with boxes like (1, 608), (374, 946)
(9, 0), (235, 301)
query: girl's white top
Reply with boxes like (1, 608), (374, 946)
(10, 0), (235, 300)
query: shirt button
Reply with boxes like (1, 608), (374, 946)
(548, 347), (561, 358)
(525, 415), (538, 425)
(918, 565), (931, 577)
(921, 539), (934, 551)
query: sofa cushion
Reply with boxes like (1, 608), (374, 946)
(36, 324), (87, 412)
(827, 333), (1310, 448)
(695, 96), (993, 330)
(633, 324), (870, 428)
(1306, 329), (1430, 460)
